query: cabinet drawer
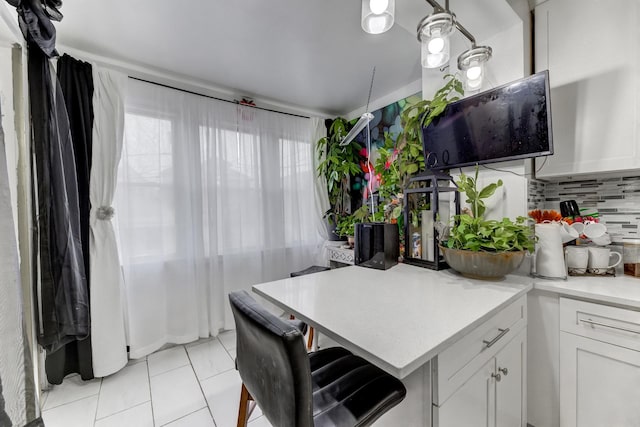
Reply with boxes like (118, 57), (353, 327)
(433, 296), (527, 405)
(560, 298), (640, 352)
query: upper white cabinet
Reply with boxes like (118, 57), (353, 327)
(534, 0), (640, 178)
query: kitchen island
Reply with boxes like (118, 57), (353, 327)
(253, 263), (533, 426)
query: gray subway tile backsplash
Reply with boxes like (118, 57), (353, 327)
(528, 175), (640, 241)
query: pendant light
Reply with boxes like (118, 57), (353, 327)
(417, 11), (455, 69)
(416, 0), (493, 92)
(458, 46), (492, 91)
(361, 0), (395, 34)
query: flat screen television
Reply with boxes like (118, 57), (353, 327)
(422, 70), (553, 170)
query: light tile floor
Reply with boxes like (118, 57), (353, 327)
(41, 331), (273, 427)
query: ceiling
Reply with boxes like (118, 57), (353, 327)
(54, 0), (522, 116)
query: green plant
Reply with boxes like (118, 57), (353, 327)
(316, 118), (363, 220)
(335, 205), (384, 237)
(393, 74), (463, 188)
(446, 167), (535, 253)
(369, 75), (462, 238)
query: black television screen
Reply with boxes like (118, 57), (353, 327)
(422, 70), (553, 170)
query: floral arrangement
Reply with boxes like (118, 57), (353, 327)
(528, 209), (599, 225)
(528, 209), (562, 223)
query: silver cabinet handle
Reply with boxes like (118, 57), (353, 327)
(498, 367), (508, 376)
(491, 372), (502, 382)
(483, 328), (510, 348)
(580, 318), (640, 335)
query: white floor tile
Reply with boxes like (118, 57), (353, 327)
(43, 375), (102, 410)
(249, 415), (274, 427)
(200, 369), (242, 427)
(127, 356), (147, 366)
(185, 337), (215, 348)
(150, 365), (207, 426)
(96, 361), (150, 419)
(217, 330), (236, 351)
(39, 390), (48, 409)
(186, 339), (234, 381)
(94, 402), (154, 427)
(227, 348), (237, 360)
(250, 404), (263, 421)
(42, 395), (98, 427)
(148, 346), (190, 377)
(164, 408), (215, 427)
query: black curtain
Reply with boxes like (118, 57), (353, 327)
(13, 0), (92, 384)
(45, 55), (95, 384)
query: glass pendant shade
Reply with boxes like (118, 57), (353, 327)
(458, 46), (492, 91)
(362, 0), (395, 34)
(417, 12), (455, 68)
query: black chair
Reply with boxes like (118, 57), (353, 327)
(229, 290), (406, 427)
(290, 265), (330, 349)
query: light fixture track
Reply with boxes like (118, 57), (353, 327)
(418, 0), (492, 90)
(424, 0), (476, 47)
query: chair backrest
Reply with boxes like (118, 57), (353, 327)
(228, 291), (314, 427)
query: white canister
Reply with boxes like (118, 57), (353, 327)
(535, 222), (567, 279)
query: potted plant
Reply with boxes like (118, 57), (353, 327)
(316, 118), (364, 239)
(371, 75), (464, 251)
(439, 167), (535, 280)
(334, 205), (378, 247)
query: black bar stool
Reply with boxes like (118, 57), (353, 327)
(229, 290), (406, 427)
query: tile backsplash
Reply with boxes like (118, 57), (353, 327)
(528, 176), (640, 241)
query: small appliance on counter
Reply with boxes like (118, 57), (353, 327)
(624, 239), (640, 277)
(354, 222), (399, 270)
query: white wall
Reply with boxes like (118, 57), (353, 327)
(344, 78), (422, 121)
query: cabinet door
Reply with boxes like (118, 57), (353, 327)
(560, 332), (640, 427)
(534, 0), (640, 178)
(436, 357), (496, 427)
(496, 329), (526, 427)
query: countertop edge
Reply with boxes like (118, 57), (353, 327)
(533, 281), (640, 310)
(254, 282), (533, 379)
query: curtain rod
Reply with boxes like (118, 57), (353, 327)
(128, 76), (311, 119)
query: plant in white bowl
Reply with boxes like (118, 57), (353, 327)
(439, 167), (535, 280)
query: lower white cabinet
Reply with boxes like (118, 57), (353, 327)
(435, 328), (527, 427)
(559, 298), (640, 427)
(560, 332), (640, 427)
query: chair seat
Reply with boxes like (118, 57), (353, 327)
(288, 318), (308, 335)
(290, 265), (330, 277)
(309, 347), (407, 427)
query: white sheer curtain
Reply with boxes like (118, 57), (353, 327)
(116, 79), (322, 358)
(89, 64), (128, 376)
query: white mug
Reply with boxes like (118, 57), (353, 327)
(587, 247), (622, 274)
(584, 223), (607, 239)
(570, 222), (585, 236)
(559, 222), (579, 244)
(590, 232), (612, 246)
(565, 246), (589, 274)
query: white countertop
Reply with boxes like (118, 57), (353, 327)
(534, 274), (640, 309)
(253, 263), (532, 379)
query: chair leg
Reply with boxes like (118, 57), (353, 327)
(307, 326), (314, 350)
(237, 384), (253, 427)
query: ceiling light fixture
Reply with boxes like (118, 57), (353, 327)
(416, 0), (492, 91)
(361, 0), (395, 35)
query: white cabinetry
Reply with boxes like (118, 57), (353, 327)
(434, 297), (527, 427)
(559, 298), (640, 426)
(534, 0), (640, 178)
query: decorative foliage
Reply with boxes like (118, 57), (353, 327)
(446, 167), (535, 253)
(316, 118), (363, 221)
